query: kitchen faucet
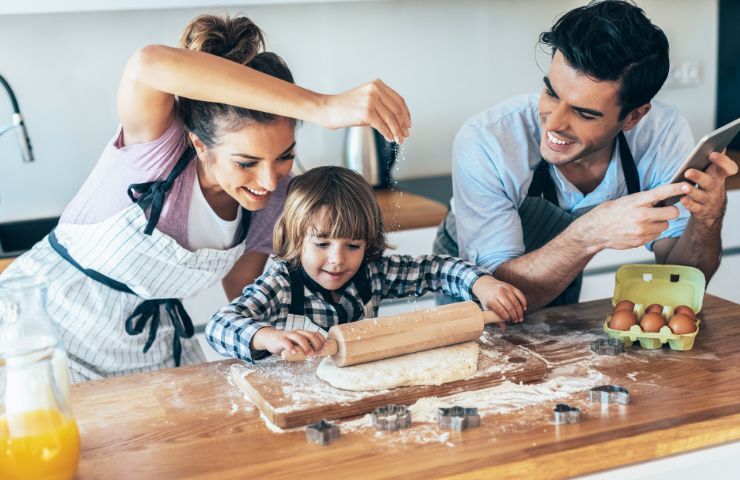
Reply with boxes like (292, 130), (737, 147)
(0, 74), (34, 163)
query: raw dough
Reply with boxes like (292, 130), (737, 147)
(316, 342), (479, 391)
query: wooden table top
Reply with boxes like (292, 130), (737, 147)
(375, 189), (447, 231)
(0, 257), (12, 274)
(70, 294), (740, 479)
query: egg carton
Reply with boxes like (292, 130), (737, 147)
(603, 317), (701, 350)
(604, 264), (705, 351)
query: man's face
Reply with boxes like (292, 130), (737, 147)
(538, 51), (627, 167)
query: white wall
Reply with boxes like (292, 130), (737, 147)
(0, 0), (718, 222)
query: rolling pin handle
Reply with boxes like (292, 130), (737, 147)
(481, 310), (505, 325)
(281, 338), (339, 362)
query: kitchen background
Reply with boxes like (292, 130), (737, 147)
(0, 0), (737, 311)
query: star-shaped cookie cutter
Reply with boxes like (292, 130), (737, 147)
(371, 404), (412, 431)
(305, 419), (340, 445)
(436, 406), (480, 431)
(589, 385), (630, 405)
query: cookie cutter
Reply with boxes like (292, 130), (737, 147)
(371, 404), (412, 431)
(589, 385), (630, 405)
(437, 406), (480, 431)
(591, 338), (625, 356)
(553, 403), (581, 424)
(305, 419), (340, 445)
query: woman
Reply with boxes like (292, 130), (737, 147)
(0, 14), (410, 382)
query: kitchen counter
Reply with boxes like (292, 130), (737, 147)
(727, 149), (740, 190)
(376, 188), (447, 231)
(0, 258), (12, 273)
(70, 294), (740, 479)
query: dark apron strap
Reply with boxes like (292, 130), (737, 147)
(288, 267), (306, 315)
(618, 131), (640, 194)
(287, 264), (373, 321)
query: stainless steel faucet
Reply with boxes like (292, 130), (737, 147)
(0, 74), (34, 163)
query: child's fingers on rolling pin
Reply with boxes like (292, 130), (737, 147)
(504, 284), (527, 323)
(281, 330), (326, 356)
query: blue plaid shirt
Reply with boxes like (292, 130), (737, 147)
(206, 254), (488, 362)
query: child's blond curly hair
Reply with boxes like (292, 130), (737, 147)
(273, 166), (390, 267)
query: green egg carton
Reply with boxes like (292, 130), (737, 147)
(603, 264), (705, 351)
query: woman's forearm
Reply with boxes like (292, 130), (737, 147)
(128, 45), (323, 122)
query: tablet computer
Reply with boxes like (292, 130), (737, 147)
(657, 116), (740, 206)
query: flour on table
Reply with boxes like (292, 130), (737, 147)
(316, 341), (479, 391)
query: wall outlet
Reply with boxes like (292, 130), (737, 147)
(664, 60), (702, 89)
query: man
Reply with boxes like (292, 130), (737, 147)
(434, 0), (737, 315)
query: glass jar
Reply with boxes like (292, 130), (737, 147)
(0, 275), (80, 480)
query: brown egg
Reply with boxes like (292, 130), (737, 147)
(609, 310), (637, 331)
(669, 313), (697, 334)
(645, 303), (664, 314)
(640, 312), (665, 332)
(673, 305), (696, 319)
(614, 300), (635, 312)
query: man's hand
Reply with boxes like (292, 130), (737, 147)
(576, 182), (688, 251)
(472, 275), (527, 323)
(680, 151), (738, 228)
(251, 327), (326, 356)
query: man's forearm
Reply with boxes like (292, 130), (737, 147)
(493, 221), (600, 310)
(662, 216), (722, 282)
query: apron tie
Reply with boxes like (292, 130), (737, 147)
(124, 298), (194, 367)
(127, 180), (173, 235)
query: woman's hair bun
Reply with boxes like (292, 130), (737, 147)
(179, 14), (264, 66)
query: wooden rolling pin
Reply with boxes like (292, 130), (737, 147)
(281, 301), (503, 367)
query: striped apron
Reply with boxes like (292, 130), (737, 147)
(1, 148), (251, 382)
(434, 132), (639, 306)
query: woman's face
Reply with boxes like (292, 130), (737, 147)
(193, 117), (295, 211)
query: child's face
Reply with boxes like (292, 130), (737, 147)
(301, 234), (367, 291)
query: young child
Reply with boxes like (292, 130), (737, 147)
(206, 166), (526, 362)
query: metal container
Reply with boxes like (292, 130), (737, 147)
(343, 126), (397, 188)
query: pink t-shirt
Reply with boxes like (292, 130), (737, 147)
(60, 120), (289, 254)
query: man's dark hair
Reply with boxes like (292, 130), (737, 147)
(539, 0), (670, 119)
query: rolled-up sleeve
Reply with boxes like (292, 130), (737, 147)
(452, 124), (525, 273)
(644, 113), (695, 251)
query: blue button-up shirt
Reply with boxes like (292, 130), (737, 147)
(451, 94), (694, 272)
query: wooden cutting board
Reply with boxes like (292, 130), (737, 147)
(231, 332), (547, 429)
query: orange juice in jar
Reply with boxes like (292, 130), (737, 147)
(0, 276), (80, 479)
(0, 408), (80, 480)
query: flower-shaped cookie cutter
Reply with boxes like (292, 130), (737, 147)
(591, 338), (625, 356)
(589, 385), (630, 405)
(305, 419), (340, 445)
(371, 404), (412, 431)
(436, 406), (480, 431)
(553, 403), (581, 424)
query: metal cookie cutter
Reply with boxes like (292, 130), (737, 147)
(591, 338), (625, 356)
(437, 406), (480, 431)
(305, 419), (340, 445)
(553, 403), (581, 425)
(589, 385), (630, 405)
(371, 404), (412, 431)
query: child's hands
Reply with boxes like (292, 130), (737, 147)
(251, 327), (327, 357)
(472, 275), (527, 323)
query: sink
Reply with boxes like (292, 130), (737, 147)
(0, 217), (59, 258)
